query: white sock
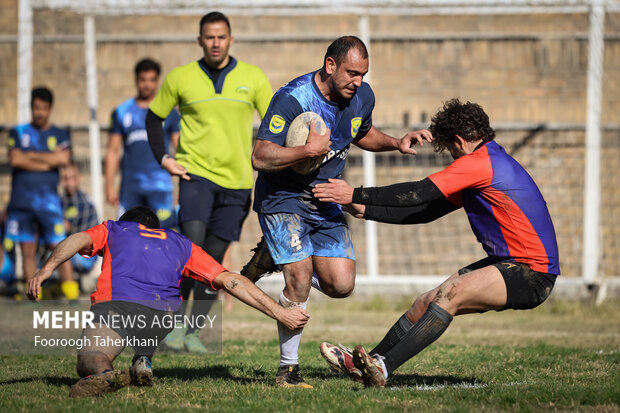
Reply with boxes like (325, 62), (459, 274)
(376, 357), (389, 379)
(311, 272), (324, 293)
(278, 291), (308, 366)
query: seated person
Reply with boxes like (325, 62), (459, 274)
(61, 162), (99, 274)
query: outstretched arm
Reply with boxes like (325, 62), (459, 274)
(313, 177), (445, 207)
(363, 198), (458, 224)
(354, 127), (432, 155)
(211, 272), (309, 330)
(27, 232), (92, 300)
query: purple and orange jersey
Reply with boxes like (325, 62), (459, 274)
(429, 141), (559, 275)
(82, 220), (226, 311)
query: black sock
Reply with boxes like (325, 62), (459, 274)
(383, 302), (453, 375)
(370, 313), (414, 356)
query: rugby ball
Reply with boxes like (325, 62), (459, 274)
(285, 111), (327, 175)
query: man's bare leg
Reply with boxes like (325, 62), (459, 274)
(361, 266), (507, 386)
(71, 325), (129, 398)
(313, 256), (355, 298)
(20, 242), (37, 282)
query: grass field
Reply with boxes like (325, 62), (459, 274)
(0, 297), (618, 412)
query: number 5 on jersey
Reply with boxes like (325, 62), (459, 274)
(139, 224), (167, 240)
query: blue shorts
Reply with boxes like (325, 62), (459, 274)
(119, 188), (176, 228)
(5, 207), (66, 245)
(178, 174), (251, 242)
(0, 249), (15, 282)
(71, 253), (98, 274)
(258, 212), (355, 265)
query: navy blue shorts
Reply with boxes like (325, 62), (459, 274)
(178, 174), (251, 242)
(6, 206), (65, 245)
(119, 188), (176, 229)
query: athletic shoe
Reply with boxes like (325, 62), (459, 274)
(184, 330), (209, 354)
(163, 325), (186, 351)
(130, 356), (153, 386)
(352, 345), (387, 388)
(319, 342), (363, 383)
(240, 237), (278, 283)
(275, 364), (313, 388)
(69, 369), (130, 398)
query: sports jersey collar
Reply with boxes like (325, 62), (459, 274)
(311, 70), (339, 107)
(474, 140), (492, 152)
(29, 122), (52, 133)
(197, 56), (238, 94)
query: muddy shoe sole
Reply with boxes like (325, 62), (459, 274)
(69, 370), (130, 398)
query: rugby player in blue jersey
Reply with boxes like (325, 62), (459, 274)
(245, 36), (432, 387)
(6, 87), (77, 300)
(105, 58), (180, 228)
(27, 206), (309, 397)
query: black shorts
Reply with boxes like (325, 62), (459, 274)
(458, 257), (557, 311)
(178, 174), (251, 241)
(90, 301), (174, 356)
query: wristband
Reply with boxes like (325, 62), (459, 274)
(160, 154), (172, 166)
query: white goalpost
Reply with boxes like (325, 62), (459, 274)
(16, 0), (620, 295)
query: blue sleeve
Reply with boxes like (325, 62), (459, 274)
(256, 92), (304, 146)
(58, 128), (71, 150)
(109, 108), (123, 135)
(164, 109), (181, 134)
(359, 84), (375, 134)
(8, 128), (22, 150)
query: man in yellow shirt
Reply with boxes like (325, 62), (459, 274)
(146, 11), (272, 353)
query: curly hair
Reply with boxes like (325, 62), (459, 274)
(429, 98), (495, 153)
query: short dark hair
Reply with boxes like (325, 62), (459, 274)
(324, 36), (368, 67)
(134, 58), (161, 77)
(31, 87), (53, 107)
(199, 11), (231, 33)
(119, 206), (160, 229)
(429, 98), (496, 153)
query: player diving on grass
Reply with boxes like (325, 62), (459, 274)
(313, 99), (560, 387)
(26, 206), (309, 397)
(242, 36), (431, 388)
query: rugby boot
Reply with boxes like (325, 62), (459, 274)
(130, 355), (153, 386)
(240, 236), (278, 282)
(163, 325), (186, 351)
(352, 345), (388, 388)
(319, 342), (363, 383)
(69, 369), (130, 398)
(184, 330), (209, 354)
(275, 364), (313, 388)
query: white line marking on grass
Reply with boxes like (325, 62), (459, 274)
(389, 381), (487, 391)
(389, 381), (529, 391)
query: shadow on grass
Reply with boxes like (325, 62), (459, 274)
(0, 376), (75, 387)
(155, 365), (269, 385)
(304, 366), (481, 389)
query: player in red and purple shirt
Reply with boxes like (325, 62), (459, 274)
(313, 99), (559, 387)
(27, 206), (308, 397)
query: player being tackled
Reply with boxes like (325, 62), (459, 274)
(245, 35), (431, 388)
